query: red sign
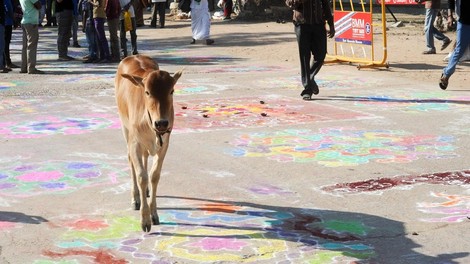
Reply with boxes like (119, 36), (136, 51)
(376, 0), (420, 4)
(334, 11), (373, 45)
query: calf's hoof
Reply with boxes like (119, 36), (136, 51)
(132, 201), (141, 210)
(152, 214), (160, 225)
(141, 222), (152, 232)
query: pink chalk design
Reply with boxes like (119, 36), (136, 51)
(0, 161), (127, 198)
(0, 114), (121, 139)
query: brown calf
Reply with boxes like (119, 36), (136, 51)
(115, 55), (182, 232)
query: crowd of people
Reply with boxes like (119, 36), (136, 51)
(1, 0), (222, 74)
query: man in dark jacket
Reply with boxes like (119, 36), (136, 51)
(286, 0), (335, 100)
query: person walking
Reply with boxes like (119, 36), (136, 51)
(189, 0), (214, 45)
(439, 0), (470, 89)
(149, 0), (165, 28)
(285, 0), (335, 100)
(19, 0), (44, 74)
(106, 0), (121, 62)
(55, 0), (76, 60)
(421, 0), (452, 54)
(119, 0), (138, 59)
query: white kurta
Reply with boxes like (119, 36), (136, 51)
(190, 0), (211, 40)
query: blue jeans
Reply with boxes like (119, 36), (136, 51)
(443, 22), (470, 78)
(85, 19), (98, 59)
(424, 8), (448, 51)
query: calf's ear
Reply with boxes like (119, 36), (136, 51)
(173, 68), (184, 83)
(121, 73), (145, 87)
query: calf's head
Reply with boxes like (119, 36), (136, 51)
(121, 69), (183, 134)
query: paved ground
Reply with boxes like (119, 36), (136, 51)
(1, 10), (469, 264)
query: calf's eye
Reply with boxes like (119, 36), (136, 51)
(145, 91), (150, 96)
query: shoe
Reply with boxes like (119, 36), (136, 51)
(422, 49), (436, 54)
(149, 24), (157, 28)
(3, 67), (12, 72)
(58, 55), (75, 61)
(20, 69), (28, 73)
(160, 25), (164, 28)
(83, 57), (98, 63)
(132, 51), (139, 55)
(1, 68), (9, 73)
(206, 39), (214, 45)
(300, 89), (312, 100)
(312, 81), (319, 95)
(7, 63), (19, 69)
(439, 74), (449, 90)
(190, 38), (196, 44)
(73, 42), (81, 48)
(29, 69), (45, 74)
(441, 39), (452, 51)
(223, 17), (231, 20)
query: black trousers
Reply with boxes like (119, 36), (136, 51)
(294, 23), (327, 92)
(4, 25), (13, 65)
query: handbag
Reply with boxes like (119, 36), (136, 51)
(178, 0), (191, 13)
(123, 11), (133, 32)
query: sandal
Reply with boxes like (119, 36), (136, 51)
(439, 74), (449, 90)
(190, 38), (196, 44)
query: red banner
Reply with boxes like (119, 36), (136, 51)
(334, 11), (373, 45)
(376, 0), (420, 4)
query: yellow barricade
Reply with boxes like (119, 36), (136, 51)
(326, 0), (389, 69)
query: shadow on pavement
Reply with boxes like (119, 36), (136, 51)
(153, 196), (468, 263)
(0, 211), (48, 225)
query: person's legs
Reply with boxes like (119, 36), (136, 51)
(21, 26), (28, 72)
(72, 15), (79, 45)
(295, 24), (313, 97)
(119, 19), (128, 58)
(424, 8), (436, 52)
(0, 25), (5, 70)
(108, 18), (120, 61)
(85, 20), (98, 60)
(150, 3), (157, 27)
(308, 23), (327, 92)
(94, 17), (110, 60)
(157, 2), (165, 28)
(130, 18), (138, 55)
(24, 24), (39, 72)
(56, 10), (73, 58)
(4, 25), (13, 66)
(441, 22), (470, 89)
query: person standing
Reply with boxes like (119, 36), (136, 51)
(421, 0), (452, 54)
(222, 0), (231, 20)
(45, 0), (56, 26)
(286, 0), (335, 100)
(91, 0), (111, 62)
(149, 0), (165, 28)
(106, 0), (120, 62)
(81, 0), (99, 62)
(439, 0), (470, 89)
(55, 0), (75, 60)
(19, 0), (44, 74)
(119, 0), (138, 59)
(190, 0), (214, 45)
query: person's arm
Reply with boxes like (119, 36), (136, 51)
(322, 0), (335, 38)
(33, 0), (42, 9)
